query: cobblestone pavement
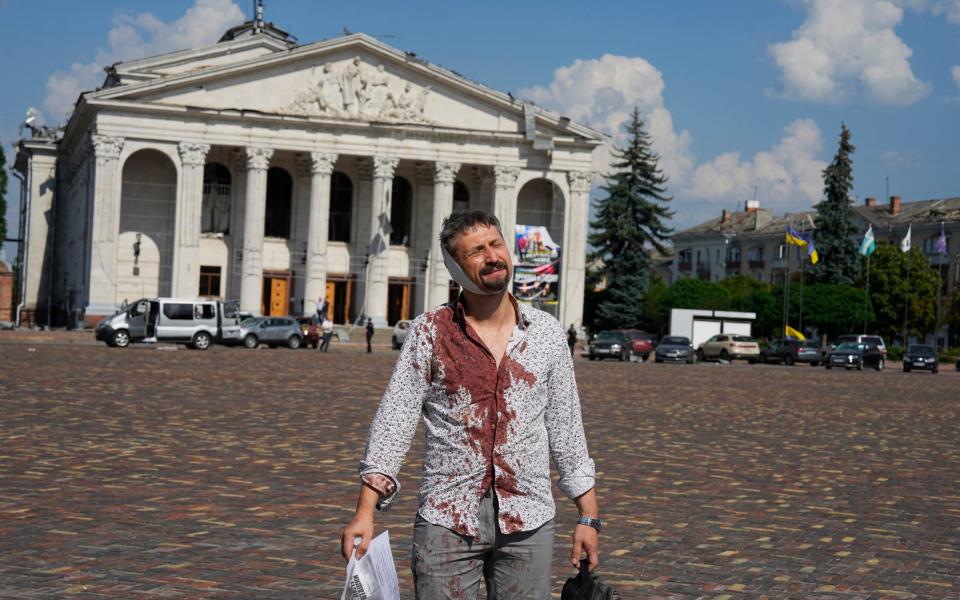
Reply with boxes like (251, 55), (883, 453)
(1, 336), (958, 599)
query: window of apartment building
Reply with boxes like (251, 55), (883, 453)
(199, 266), (222, 297)
(726, 244), (741, 263)
(747, 247), (764, 262)
(677, 249), (693, 265)
(778, 243), (788, 260)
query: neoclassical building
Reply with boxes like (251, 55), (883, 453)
(14, 17), (601, 328)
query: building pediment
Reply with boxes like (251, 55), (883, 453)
(88, 34), (604, 141)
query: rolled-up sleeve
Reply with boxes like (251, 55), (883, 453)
(545, 329), (596, 500)
(359, 315), (432, 510)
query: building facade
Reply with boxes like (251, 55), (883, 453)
(13, 20), (601, 328)
(669, 196), (960, 296)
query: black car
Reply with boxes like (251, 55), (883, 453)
(903, 344), (939, 373)
(825, 341), (886, 371)
(760, 339), (821, 366)
(653, 336), (695, 363)
(587, 331), (632, 361)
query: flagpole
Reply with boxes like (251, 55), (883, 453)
(936, 222), (945, 345)
(902, 254), (911, 346)
(798, 221), (806, 332)
(864, 252), (870, 333)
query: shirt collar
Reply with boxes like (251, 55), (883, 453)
(452, 293), (530, 330)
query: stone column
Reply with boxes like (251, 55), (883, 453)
(173, 142), (211, 298)
(239, 147), (273, 314)
(427, 161), (460, 309)
(87, 135), (125, 314)
(303, 152), (338, 317)
(226, 150), (247, 300)
(493, 166), (520, 254)
(563, 171), (592, 329)
(362, 156), (398, 327)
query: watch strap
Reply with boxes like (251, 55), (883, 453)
(576, 516), (603, 532)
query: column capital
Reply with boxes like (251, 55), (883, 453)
(356, 157), (375, 181)
(567, 170), (593, 194)
(493, 165), (521, 189)
(231, 148), (247, 173)
(415, 162), (435, 186)
(433, 161), (461, 184)
(178, 142), (211, 167)
(373, 156), (399, 180)
(309, 151), (338, 176)
(245, 146), (274, 171)
(91, 135), (124, 161)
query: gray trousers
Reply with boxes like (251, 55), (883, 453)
(411, 488), (554, 599)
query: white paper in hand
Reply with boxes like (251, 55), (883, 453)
(340, 530), (400, 600)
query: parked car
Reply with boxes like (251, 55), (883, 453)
(392, 320), (411, 350)
(903, 344), (938, 373)
(612, 329), (657, 359)
(760, 339), (821, 366)
(298, 317), (321, 349)
(825, 341), (885, 370)
(829, 334), (887, 358)
(696, 334), (760, 363)
(653, 336), (694, 363)
(96, 297), (241, 350)
(240, 317), (303, 349)
(587, 331), (632, 361)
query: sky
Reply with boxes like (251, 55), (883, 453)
(2, 0), (959, 262)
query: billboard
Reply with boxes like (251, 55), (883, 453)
(514, 225), (560, 304)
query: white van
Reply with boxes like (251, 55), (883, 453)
(95, 298), (242, 350)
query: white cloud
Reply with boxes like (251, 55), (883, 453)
(43, 0), (245, 122)
(952, 65), (960, 94)
(881, 149), (920, 171)
(687, 119), (827, 215)
(518, 54), (694, 185)
(930, 0), (960, 24)
(769, 0), (930, 106)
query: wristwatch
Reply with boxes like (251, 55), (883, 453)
(576, 516), (603, 532)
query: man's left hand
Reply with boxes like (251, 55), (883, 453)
(570, 524), (599, 570)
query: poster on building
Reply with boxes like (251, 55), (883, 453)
(514, 225), (560, 305)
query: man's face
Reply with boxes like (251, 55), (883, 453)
(452, 224), (513, 293)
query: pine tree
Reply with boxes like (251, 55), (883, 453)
(588, 108), (673, 330)
(812, 124), (859, 285)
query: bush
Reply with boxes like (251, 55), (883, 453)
(886, 346), (904, 361)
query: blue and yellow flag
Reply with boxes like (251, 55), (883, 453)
(786, 226), (819, 264)
(785, 325), (806, 340)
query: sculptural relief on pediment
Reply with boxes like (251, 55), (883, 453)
(282, 56), (431, 123)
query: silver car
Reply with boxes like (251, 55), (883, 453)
(240, 317), (303, 349)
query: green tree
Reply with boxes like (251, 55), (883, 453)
(588, 108), (673, 330)
(0, 143), (7, 245)
(662, 278), (730, 312)
(812, 124), (859, 285)
(640, 275), (669, 335)
(864, 242), (939, 342)
(720, 275), (779, 337)
(799, 282), (873, 340)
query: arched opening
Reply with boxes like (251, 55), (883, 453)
(329, 171), (353, 243)
(118, 149), (178, 300)
(390, 176), (413, 246)
(514, 178), (565, 315)
(265, 167), (292, 238)
(453, 180), (470, 213)
(202, 163), (232, 234)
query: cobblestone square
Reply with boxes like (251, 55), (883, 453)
(1, 336), (958, 598)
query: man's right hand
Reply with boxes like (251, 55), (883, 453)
(340, 512), (374, 561)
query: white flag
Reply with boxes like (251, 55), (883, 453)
(900, 224), (911, 253)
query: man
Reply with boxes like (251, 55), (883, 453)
(319, 317), (334, 352)
(365, 318), (374, 353)
(341, 209), (600, 599)
(567, 324), (578, 358)
(316, 296), (328, 322)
